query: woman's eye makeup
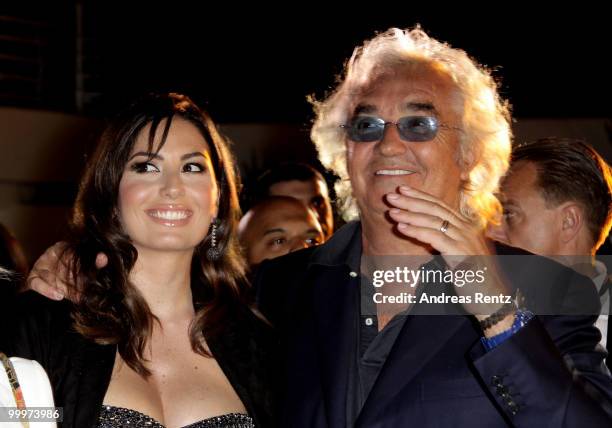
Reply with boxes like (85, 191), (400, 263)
(130, 162), (159, 173)
(183, 162), (206, 173)
(128, 161), (207, 173)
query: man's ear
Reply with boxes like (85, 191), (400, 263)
(559, 202), (583, 243)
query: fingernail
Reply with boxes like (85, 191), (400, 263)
(387, 193), (399, 200)
(54, 291), (64, 300)
(398, 223), (408, 229)
(399, 186), (411, 193)
(390, 208), (400, 214)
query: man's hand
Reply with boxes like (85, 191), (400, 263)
(386, 185), (515, 331)
(386, 186), (492, 263)
(27, 242), (108, 301)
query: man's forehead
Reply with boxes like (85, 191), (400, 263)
(353, 101), (438, 116)
(502, 162), (542, 202)
(505, 162), (539, 188)
(260, 216), (320, 235)
(351, 70), (458, 118)
(270, 179), (321, 196)
(255, 200), (313, 221)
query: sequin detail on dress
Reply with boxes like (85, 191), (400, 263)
(98, 405), (254, 428)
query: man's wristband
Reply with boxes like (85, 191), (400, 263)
(480, 309), (535, 351)
(479, 301), (515, 330)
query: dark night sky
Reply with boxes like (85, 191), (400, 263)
(7, 4), (612, 122)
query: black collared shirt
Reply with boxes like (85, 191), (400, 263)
(301, 221), (453, 425)
(338, 225), (447, 426)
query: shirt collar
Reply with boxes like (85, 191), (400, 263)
(309, 221), (362, 271)
(592, 259), (608, 290)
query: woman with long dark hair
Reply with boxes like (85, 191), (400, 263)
(9, 93), (275, 427)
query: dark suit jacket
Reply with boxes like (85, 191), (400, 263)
(255, 221), (612, 427)
(0, 276), (17, 351)
(8, 291), (278, 428)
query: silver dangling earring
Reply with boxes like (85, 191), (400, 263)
(206, 218), (222, 261)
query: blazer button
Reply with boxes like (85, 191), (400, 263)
(491, 375), (502, 386)
(349, 271), (358, 277)
(496, 385), (509, 395)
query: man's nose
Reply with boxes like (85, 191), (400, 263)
(486, 221), (509, 244)
(377, 124), (408, 157)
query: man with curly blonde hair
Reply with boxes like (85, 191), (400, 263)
(256, 27), (611, 426)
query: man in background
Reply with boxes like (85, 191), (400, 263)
(489, 137), (612, 370)
(238, 196), (324, 268)
(252, 163), (334, 239)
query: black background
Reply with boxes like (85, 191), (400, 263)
(3, 3), (610, 122)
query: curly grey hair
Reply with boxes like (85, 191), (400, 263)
(310, 27), (512, 229)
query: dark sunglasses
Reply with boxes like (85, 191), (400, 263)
(341, 115), (456, 143)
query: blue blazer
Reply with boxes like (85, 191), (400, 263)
(255, 222), (612, 427)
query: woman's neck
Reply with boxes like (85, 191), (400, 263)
(129, 248), (196, 321)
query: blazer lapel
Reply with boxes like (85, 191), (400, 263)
(312, 264), (360, 428)
(357, 314), (468, 426)
(71, 340), (116, 428)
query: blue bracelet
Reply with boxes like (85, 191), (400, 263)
(480, 309), (535, 351)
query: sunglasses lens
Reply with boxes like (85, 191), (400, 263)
(397, 116), (439, 142)
(344, 116), (440, 142)
(347, 116), (384, 142)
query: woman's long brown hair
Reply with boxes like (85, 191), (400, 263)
(67, 93), (249, 376)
